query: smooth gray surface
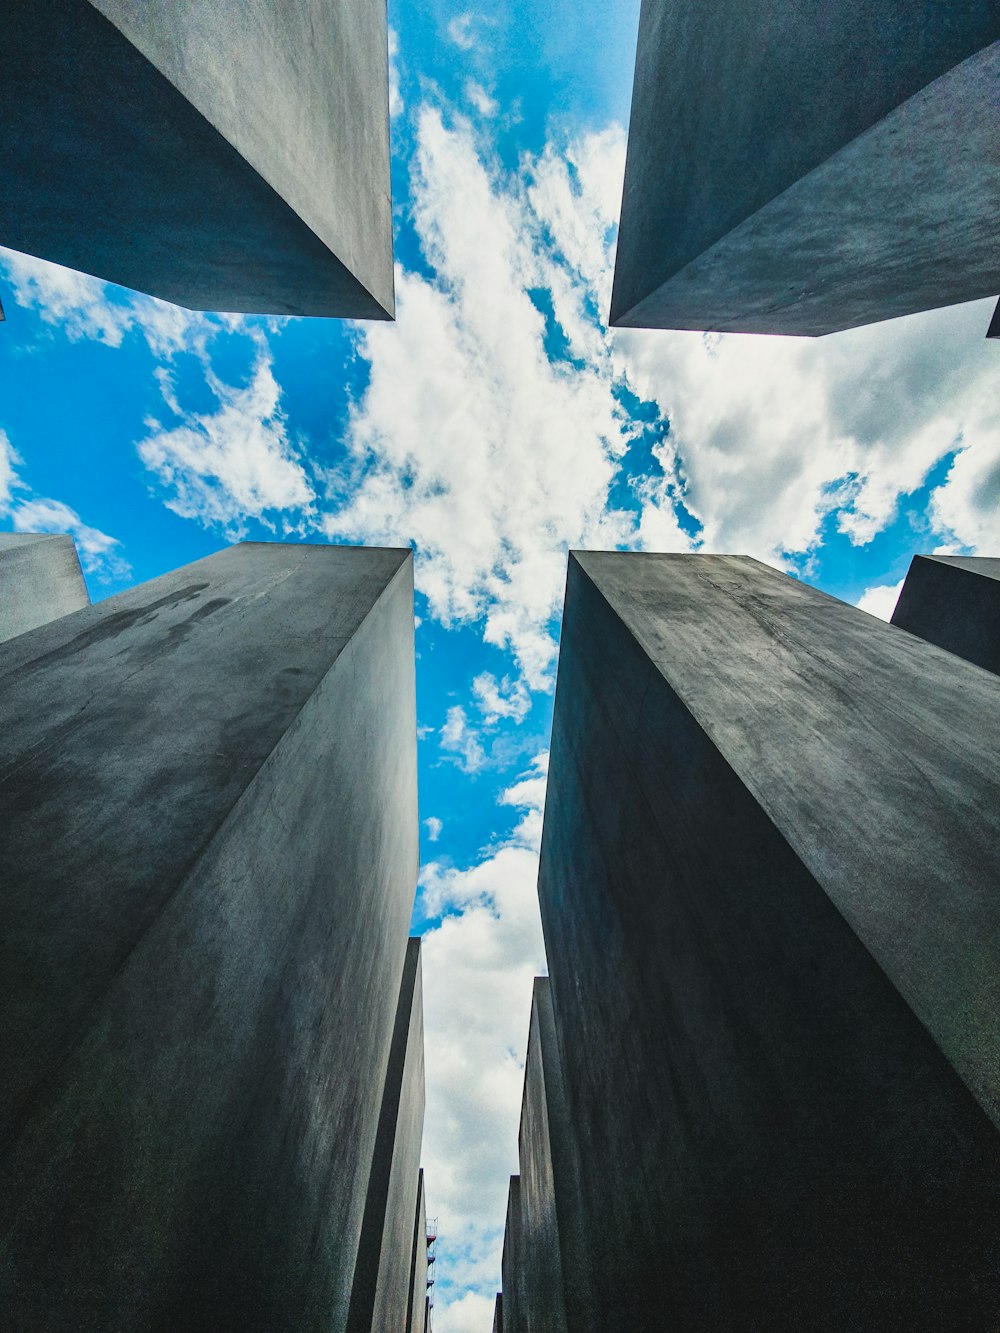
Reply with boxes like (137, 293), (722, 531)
(0, 542), (418, 1330)
(500, 1177), (526, 1333)
(1, 0), (392, 317)
(611, 2), (1000, 333)
(347, 937), (426, 1333)
(537, 551), (1000, 1328)
(0, 533), (89, 643)
(891, 553), (1000, 676)
(405, 1168), (428, 1333)
(516, 978), (590, 1333)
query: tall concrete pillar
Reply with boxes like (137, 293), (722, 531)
(517, 978), (590, 1332)
(0, 541), (417, 1330)
(890, 553), (1000, 676)
(405, 1168), (429, 1333)
(348, 937), (426, 1332)
(1, 1), (393, 318)
(500, 1177), (527, 1333)
(536, 551), (1000, 1329)
(0, 532), (89, 643)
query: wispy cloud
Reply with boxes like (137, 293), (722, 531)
(137, 355), (315, 537)
(440, 704), (487, 773)
(0, 246), (214, 357)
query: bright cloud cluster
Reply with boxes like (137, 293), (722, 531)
(322, 107), (638, 689)
(138, 357), (315, 537)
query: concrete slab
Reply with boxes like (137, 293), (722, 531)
(348, 937), (426, 1332)
(1, 1), (392, 317)
(0, 542), (417, 1329)
(493, 1293), (504, 1333)
(405, 1168), (429, 1333)
(0, 532), (88, 643)
(517, 978), (591, 1332)
(611, 2), (1000, 333)
(537, 551), (1000, 1328)
(501, 1177), (526, 1333)
(891, 554), (1000, 676)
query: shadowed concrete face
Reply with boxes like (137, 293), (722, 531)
(891, 553), (1000, 676)
(348, 937), (426, 1333)
(0, 533), (89, 643)
(0, 0), (393, 318)
(501, 1177), (527, 1333)
(516, 978), (591, 1333)
(493, 1293), (504, 1333)
(537, 551), (1000, 1329)
(0, 542), (417, 1330)
(405, 1168), (429, 1333)
(611, 1), (1000, 333)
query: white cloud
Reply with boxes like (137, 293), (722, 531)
(0, 246), (211, 357)
(613, 297), (1000, 567)
(417, 756), (549, 1328)
(465, 80), (498, 117)
(321, 108), (639, 689)
(447, 12), (479, 50)
(0, 430), (128, 582)
(7, 497), (129, 582)
(856, 578), (904, 621)
(424, 816), (443, 842)
(388, 28), (404, 117)
(472, 671), (530, 724)
(498, 750), (548, 852)
(0, 430), (20, 510)
(137, 356), (315, 536)
(440, 704), (487, 773)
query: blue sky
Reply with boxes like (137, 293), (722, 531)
(1, 4), (998, 1329)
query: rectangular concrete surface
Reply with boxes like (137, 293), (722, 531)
(891, 553), (1000, 676)
(501, 1177), (526, 1333)
(611, 1), (1000, 333)
(537, 552), (1000, 1329)
(405, 1168), (429, 1333)
(0, 542), (417, 1330)
(0, 532), (89, 643)
(516, 978), (590, 1332)
(1, 1), (393, 317)
(347, 937), (426, 1333)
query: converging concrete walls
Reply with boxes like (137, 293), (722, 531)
(348, 937), (427, 1333)
(0, 542), (418, 1329)
(611, 1), (1000, 334)
(503, 551), (1000, 1330)
(0, 0), (393, 317)
(0, 532), (89, 643)
(891, 553), (1000, 676)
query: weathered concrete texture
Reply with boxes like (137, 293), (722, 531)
(500, 1177), (526, 1333)
(611, 2), (1000, 333)
(405, 1168), (429, 1333)
(0, 533), (89, 643)
(0, 542), (418, 1330)
(891, 554), (1000, 676)
(538, 551), (1000, 1329)
(517, 978), (591, 1333)
(348, 937), (426, 1332)
(1, 1), (392, 317)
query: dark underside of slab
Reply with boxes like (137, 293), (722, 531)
(0, 1), (392, 317)
(611, 0), (1000, 334)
